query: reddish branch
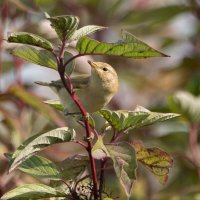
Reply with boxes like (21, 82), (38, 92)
(56, 44), (99, 199)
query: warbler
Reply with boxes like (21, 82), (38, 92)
(36, 61), (119, 114)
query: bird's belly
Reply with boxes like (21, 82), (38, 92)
(58, 88), (112, 114)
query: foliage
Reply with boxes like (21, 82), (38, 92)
(0, 13), (179, 200)
(1, 1), (200, 200)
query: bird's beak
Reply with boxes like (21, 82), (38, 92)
(88, 60), (97, 70)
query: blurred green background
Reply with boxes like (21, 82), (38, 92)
(1, 0), (200, 199)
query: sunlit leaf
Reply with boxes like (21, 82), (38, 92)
(134, 106), (180, 128)
(49, 15), (79, 41)
(98, 109), (149, 132)
(106, 142), (137, 197)
(11, 45), (57, 70)
(44, 99), (64, 111)
(1, 184), (66, 200)
(76, 30), (168, 58)
(9, 127), (76, 172)
(71, 25), (107, 41)
(168, 91), (200, 122)
(133, 141), (173, 184)
(18, 155), (61, 179)
(92, 136), (110, 159)
(59, 155), (89, 180)
(7, 32), (53, 50)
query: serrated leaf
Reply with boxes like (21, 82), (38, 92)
(64, 51), (75, 75)
(106, 142), (137, 197)
(18, 155), (61, 179)
(11, 45), (57, 70)
(59, 155), (89, 180)
(132, 142), (173, 184)
(49, 15), (79, 41)
(71, 25), (107, 41)
(1, 184), (66, 200)
(9, 127), (76, 172)
(98, 109), (149, 132)
(7, 32), (53, 50)
(168, 91), (200, 123)
(92, 136), (110, 159)
(76, 30), (168, 58)
(134, 106), (180, 128)
(44, 99), (64, 111)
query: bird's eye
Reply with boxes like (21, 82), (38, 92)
(102, 67), (108, 71)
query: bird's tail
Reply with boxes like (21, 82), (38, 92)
(35, 81), (51, 86)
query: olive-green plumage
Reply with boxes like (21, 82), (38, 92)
(36, 61), (119, 114)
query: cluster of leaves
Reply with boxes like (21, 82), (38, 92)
(2, 14), (179, 200)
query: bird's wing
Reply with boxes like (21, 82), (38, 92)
(71, 74), (90, 89)
(35, 74), (90, 90)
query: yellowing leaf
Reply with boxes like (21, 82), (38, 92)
(132, 142), (173, 184)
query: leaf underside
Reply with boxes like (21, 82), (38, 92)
(10, 127), (75, 172)
(106, 142), (137, 197)
(11, 45), (57, 70)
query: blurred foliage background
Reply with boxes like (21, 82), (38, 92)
(1, 0), (200, 199)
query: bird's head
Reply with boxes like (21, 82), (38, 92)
(88, 60), (119, 94)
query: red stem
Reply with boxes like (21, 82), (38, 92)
(57, 48), (98, 199)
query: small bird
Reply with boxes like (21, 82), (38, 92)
(36, 61), (119, 114)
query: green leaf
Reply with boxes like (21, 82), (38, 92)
(134, 106), (180, 128)
(98, 109), (149, 132)
(64, 51), (75, 75)
(92, 136), (110, 159)
(168, 91), (200, 123)
(106, 142), (137, 197)
(9, 127), (76, 172)
(11, 45), (57, 70)
(1, 184), (66, 200)
(7, 32), (53, 50)
(49, 15), (79, 41)
(70, 25), (107, 41)
(76, 30), (168, 58)
(133, 141), (173, 185)
(18, 155), (61, 179)
(59, 155), (89, 180)
(44, 99), (64, 111)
